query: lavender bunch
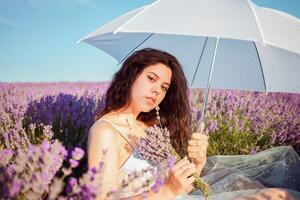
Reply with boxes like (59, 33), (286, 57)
(136, 125), (212, 199)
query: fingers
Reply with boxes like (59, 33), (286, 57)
(188, 136), (208, 146)
(187, 145), (207, 152)
(187, 176), (196, 184)
(191, 133), (208, 140)
(185, 176), (196, 193)
(188, 133), (208, 156)
(167, 158), (197, 195)
(188, 153), (206, 160)
(187, 143), (207, 157)
(172, 157), (189, 171)
(188, 133), (208, 166)
(171, 158), (196, 178)
(185, 184), (195, 194)
(181, 164), (197, 178)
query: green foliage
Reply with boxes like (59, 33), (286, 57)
(206, 111), (273, 156)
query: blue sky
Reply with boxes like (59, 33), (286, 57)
(0, 0), (299, 82)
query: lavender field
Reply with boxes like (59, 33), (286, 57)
(0, 82), (299, 199)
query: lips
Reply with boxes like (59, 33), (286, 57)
(146, 97), (156, 104)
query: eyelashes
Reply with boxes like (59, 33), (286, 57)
(147, 75), (168, 92)
(161, 86), (168, 92)
(147, 75), (155, 82)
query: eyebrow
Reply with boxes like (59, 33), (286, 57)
(148, 72), (170, 86)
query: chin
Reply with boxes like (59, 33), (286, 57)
(140, 107), (153, 113)
(139, 104), (155, 113)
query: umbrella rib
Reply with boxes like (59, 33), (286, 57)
(191, 37), (208, 87)
(253, 42), (267, 92)
(113, 0), (160, 34)
(118, 33), (155, 65)
(246, 0), (266, 45)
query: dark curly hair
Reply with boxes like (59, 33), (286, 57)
(95, 48), (192, 157)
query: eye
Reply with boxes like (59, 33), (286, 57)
(147, 75), (155, 82)
(161, 86), (168, 92)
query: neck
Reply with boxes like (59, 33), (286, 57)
(116, 107), (147, 135)
(119, 105), (141, 120)
(115, 104), (141, 123)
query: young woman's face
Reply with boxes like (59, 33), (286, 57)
(130, 63), (172, 113)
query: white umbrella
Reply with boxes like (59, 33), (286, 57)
(78, 0), (300, 132)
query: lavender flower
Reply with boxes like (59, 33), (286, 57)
(69, 159), (79, 168)
(136, 125), (173, 165)
(71, 147), (85, 161)
(151, 177), (165, 193)
(0, 149), (13, 166)
(43, 124), (54, 139)
(136, 125), (212, 199)
(167, 156), (176, 168)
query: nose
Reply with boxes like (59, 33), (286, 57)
(151, 84), (161, 95)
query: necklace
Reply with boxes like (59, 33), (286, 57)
(117, 113), (145, 146)
(124, 117), (145, 135)
(125, 118), (134, 132)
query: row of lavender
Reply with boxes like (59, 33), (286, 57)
(0, 82), (109, 199)
(191, 90), (300, 155)
(0, 82), (299, 199)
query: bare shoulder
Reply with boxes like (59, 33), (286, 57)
(88, 116), (119, 142)
(87, 116), (120, 169)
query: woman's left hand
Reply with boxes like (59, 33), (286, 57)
(187, 133), (209, 176)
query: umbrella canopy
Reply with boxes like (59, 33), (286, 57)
(78, 0), (300, 94)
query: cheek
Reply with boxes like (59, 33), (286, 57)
(131, 79), (144, 93)
(130, 82), (146, 101)
(131, 88), (141, 101)
(134, 78), (148, 91)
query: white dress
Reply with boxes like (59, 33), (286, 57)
(99, 119), (300, 199)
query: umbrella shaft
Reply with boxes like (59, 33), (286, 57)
(197, 38), (219, 134)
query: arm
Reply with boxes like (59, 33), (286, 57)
(87, 121), (119, 200)
(88, 121), (197, 200)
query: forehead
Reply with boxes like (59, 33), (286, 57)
(143, 63), (172, 84)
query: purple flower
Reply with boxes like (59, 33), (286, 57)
(0, 149), (13, 165)
(59, 147), (68, 160)
(151, 177), (165, 193)
(136, 125), (173, 165)
(71, 147), (85, 161)
(250, 146), (259, 155)
(167, 156), (176, 169)
(43, 125), (54, 139)
(66, 177), (78, 193)
(69, 159), (79, 168)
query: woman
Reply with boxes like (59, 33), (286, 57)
(88, 48), (299, 200)
(88, 48), (207, 199)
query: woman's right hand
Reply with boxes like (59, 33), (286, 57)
(164, 157), (197, 197)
